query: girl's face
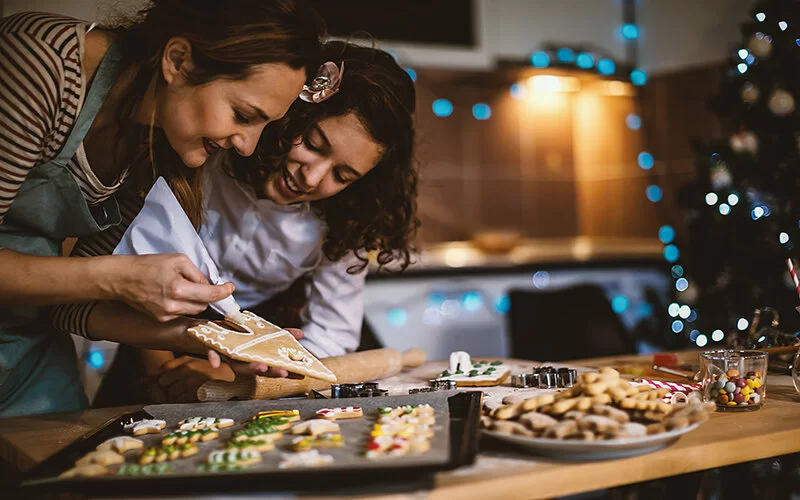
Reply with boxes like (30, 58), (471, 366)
(263, 112), (384, 204)
(158, 38), (306, 169)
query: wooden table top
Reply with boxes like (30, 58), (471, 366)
(2, 353), (799, 500)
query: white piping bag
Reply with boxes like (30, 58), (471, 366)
(113, 177), (243, 322)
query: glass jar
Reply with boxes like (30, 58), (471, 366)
(700, 350), (768, 411)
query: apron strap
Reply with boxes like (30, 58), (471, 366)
(51, 42), (123, 166)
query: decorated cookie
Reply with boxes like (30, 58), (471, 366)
(124, 419), (166, 436)
(291, 433), (344, 451)
(290, 419), (340, 436)
(233, 424), (285, 442)
(178, 417), (233, 431)
(225, 438), (275, 453)
(117, 463), (175, 476)
(139, 443), (199, 464)
(252, 409), (300, 422)
(162, 428), (219, 446)
(96, 436), (144, 454)
(75, 450), (125, 467)
(278, 449), (334, 469)
(207, 449), (262, 466)
(436, 352), (511, 387)
(59, 464), (111, 478)
(186, 310), (337, 382)
(315, 406), (363, 420)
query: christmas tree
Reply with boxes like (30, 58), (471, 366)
(678, 0), (800, 347)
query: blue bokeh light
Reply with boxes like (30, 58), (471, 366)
(429, 293), (446, 306)
(658, 225), (675, 244)
(510, 83), (525, 99)
(495, 295), (511, 314)
(557, 48), (575, 63)
(462, 292), (484, 312)
(611, 295), (629, 313)
(432, 99), (453, 117)
(576, 53), (595, 69)
(597, 58), (616, 75)
(671, 265), (684, 278)
(675, 278), (689, 292)
(626, 114), (642, 130)
(404, 68), (417, 82)
(638, 152), (655, 169)
(630, 69), (648, 86)
(531, 51), (551, 68)
(664, 244), (680, 263)
(387, 308), (408, 327)
(88, 350), (105, 369)
(472, 103), (492, 120)
(646, 185), (663, 202)
(621, 24), (640, 40)
(671, 320), (684, 333)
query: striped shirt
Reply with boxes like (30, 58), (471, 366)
(50, 191), (144, 339)
(0, 12), (129, 223)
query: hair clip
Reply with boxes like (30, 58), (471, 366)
(299, 61), (344, 103)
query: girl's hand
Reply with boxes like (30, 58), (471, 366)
(106, 254), (235, 322)
(152, 328), (305, 403)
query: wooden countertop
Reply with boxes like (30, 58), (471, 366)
(2, 354), (799, 499)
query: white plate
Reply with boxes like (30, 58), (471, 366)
(483, 422), (701, 461)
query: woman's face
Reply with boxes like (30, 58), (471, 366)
(158, 38), (306, 169)
(263, 112), (384, 204)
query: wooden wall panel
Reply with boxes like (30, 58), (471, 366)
(412, 63), (725, 246)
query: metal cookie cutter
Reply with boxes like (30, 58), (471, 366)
(511, 373), (539, 388)
(557, 367), (577, 388)
(331, 382), (387, 398)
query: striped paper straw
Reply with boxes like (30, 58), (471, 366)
(786, 258), (800, 302)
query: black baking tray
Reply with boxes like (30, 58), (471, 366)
(20, 391), (482, 495)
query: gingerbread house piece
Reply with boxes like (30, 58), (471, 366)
(187, 310), (337, 382)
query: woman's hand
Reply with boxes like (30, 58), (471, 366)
(102, 254), (235, 322)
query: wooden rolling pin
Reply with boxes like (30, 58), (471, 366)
(197, 348), (426, 402)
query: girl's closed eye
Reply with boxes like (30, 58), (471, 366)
(302, 133), (322, 153)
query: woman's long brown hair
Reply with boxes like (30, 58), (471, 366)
(107, 0), (325, 227)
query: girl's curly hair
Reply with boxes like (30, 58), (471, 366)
(228, 41), (419, 272)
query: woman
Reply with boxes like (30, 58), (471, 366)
(0, 1), (324, 416)
(55, 41), (418, 404)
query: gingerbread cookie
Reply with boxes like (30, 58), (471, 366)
(178, 417), (233, 430)
(117, 463), (175, 476)
(187, 310), (337, 382)
(233, 424), (284, 442)
(292, 432), (345, 451)
(226, 438), (275, 453)
(290, 419), (340, 436)
(96, 436), (144, 454)
(124, 419), (166, 436)
(139, 443), (199, 464)
(252, 409), (300, 422)
(59, 464), (111, 478)
(436, 352), (511, 387)
(75, 450), (125, 467)
(315, 406), (363, 420)
(162, 428), (219, 446)
(278, 449), (334, 469)
(208, 449), (262, 466)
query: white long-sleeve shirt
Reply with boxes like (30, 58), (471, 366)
(200, 163), (366, 358)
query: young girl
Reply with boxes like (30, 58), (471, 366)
(0, 1), (324, 416)
(54, 41), (418, 404)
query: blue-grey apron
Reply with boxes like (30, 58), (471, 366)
(0, 43), (123, 417)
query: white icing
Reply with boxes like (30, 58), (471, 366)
(179, 417), (229, 430)
(123, 419), (165, 434)
(278, 450), (334, 469)
(97, 436), (142, 452)
(439, 361), (511, 383)
(449, 351), (472, 373)
(292, 419), (340, 435)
